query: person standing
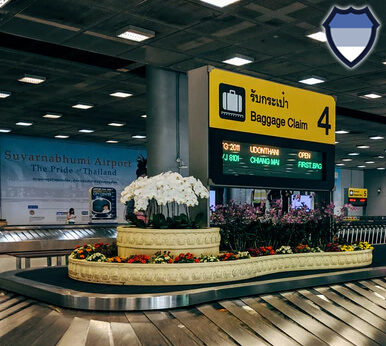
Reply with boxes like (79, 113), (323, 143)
(66, 208), (76, 224)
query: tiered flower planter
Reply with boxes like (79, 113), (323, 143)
(116, 226), (221, 257)
(68, 248), (373, 286)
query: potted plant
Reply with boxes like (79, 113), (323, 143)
(118, 171), (220, 257)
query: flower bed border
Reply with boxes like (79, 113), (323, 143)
(117, 226), (221, 257)
(68, 249), (372, 286)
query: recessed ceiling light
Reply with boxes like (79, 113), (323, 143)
(335, 130), (350, 134)
(356, 145), (370, 149)
(141, 114), (147, 118)
(365, 161), (375, 164)
(299, 77), (325, 85)
(223, 54), (254, 66)
(306, 31), (327, 42)
(336, 163), (345, 166)
(357, 165), (366, 168)
(376, 155), (385, 159)
(106, 140), (119, 144)
(377, 167), (385, 170)
(79, 129), (94, 133)
(0, 0), (12, 9)
(43, 113), (62, 119)
(0, 128), (11, 133)
(72, 103), (94, 110)
(108, 122), (126, 127)
(110, 91), (133, 98)
(383, 61), (386, 65)
(342, 158), (352, 162)
(132, 135), (146, 139)
(335, 141), (339, 144)
(16, 121), (33, 126)
(348, 152), (360, 156)
(359, 92), (382, 99)
(18, 74), (46, 84)
(55, 135), (69, 139)
(117, 25), (155, 42)
(0, 91), (11, 98)
(369, 135), (384, 140)
(200, 0), (240, 7)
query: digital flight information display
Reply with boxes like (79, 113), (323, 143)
(222, 140), (324, 180)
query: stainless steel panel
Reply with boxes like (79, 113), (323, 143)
(299, 289), (386, 344)
(57, 317), (90, 346)
(110, 322), (141, 346)
(218, 299), (298, 346)
(359, 280), (386, 298)
(344, 282), (386, 309)
(281, 291), (378, 346)
(328, 284), (386, 319)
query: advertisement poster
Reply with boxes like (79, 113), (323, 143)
(90, 187), (117, 222)
(0, 135), (145, 225)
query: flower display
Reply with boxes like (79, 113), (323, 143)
(127, 254), (150, 263)
(120, 171), (209, 210)
(71, 244), (95, 259)
(174, 253), (200, 263)
(310, 246), (324, 253)
(218, 252), (238, 261)
(86, 253), (107, 262)
(340, 244), (354, 252)
(199, 254), (220, 262)
(276, 246), (293, 254)
(355, 241), (374, 250)
(325, 243), (341, 252)
(236, 251), (251, 259)
(153, 251), (173, 264)
(293, 243), (311, 253)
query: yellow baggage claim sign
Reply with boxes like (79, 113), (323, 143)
(209, 69), (336, 145)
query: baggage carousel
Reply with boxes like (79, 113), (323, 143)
(0, 276), (385, 345)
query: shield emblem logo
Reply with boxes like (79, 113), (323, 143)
(323, 7), (379, 68)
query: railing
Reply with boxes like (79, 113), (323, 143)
(337, 222), (386, 245)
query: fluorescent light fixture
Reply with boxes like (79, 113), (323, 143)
(383, 61), (386, 65)
(108, 122), (126, 127)
(336, 163), (345, 166)
(377, 167), (385, 170)
(79, 129), (94, 133)
(335, 130), (350, 134)
(0, 128), (11, 133)
(16, 121), (33, 126)
(0, 91), (11, 98)
(0, 0), (12, 9)
(200, 0), (240, 7)
(342, 158), (352, 162)
(132, 135), (146, 139)
(369, 135), (384, 140)
(72, 103), (94, 110)
(357, 165), (366, 168)
(106, 140), (119, 144)
(117, 25), (155, 42)
(141, 114), (147, 118)
(306, 31), (327, 42)
(359, 92), (382, 99)
(365, 161), (375, 164)
(335, 141), (339, 144)
(299, 77), (326, 85)
(376, 155), (385, 159)
(55, 135), (69, 139)
(110, 91), (133, 98)
(18, 74), (46, 84)
(348, 152), (360, 156)
(223, 54), (254, 66)
(43, 113), (62, 119)
(356, 145), (370, 149)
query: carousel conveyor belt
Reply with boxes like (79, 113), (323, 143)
(0, 225), (117, 253)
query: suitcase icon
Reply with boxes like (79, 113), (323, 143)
(222, 90), (242, 112)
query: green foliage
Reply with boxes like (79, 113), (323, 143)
(127, 212), (147, 228)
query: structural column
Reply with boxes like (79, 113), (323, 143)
(146, 66), (188, 176)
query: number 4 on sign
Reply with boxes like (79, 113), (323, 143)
(317, 106), (331, 135)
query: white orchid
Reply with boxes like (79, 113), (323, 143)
(121, 171), (209, 212)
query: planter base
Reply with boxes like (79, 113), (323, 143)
(68, 250), (373, 286)
(117, 226), (221, 257)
